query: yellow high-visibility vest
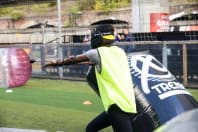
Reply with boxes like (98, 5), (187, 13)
(95, 46), (137, 113)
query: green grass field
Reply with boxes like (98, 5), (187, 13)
(0, 78), (112, 132)
(0, 78), (198, 132)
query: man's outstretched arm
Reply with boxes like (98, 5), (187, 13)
(43, 54), (90, 68)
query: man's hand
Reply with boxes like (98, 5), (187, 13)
(30, 59), (36, 64)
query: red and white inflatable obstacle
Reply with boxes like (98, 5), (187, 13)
(0, 48), (32, 88)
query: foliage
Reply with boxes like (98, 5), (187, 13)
(48, 2), (57, 7)
(0, 8), (10, 16)
(0, 8), (24, 20)
(77, 0), (95, 11)
(95, 0), (105, 10)
(95, 0), (131, 11)
(0, 0), (131, 22)
(76, 0), (131, 11)
(0, 3), (56, 20)
(11, 10), (24, 21)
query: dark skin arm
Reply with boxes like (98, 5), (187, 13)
(43, 54), (90, 68)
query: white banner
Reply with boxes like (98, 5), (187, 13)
(0, 48), (9, 88)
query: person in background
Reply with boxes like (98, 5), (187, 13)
(115, 26), (135, 53)
(116, 26), (134, 42)
(44, 24), (137, 132)
(122, 26), (131, 41)
(83, 29), (91, 43)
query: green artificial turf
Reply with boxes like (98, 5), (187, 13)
(0, 78), (198, 132)
(189, 89), (198, 101)
(0, 78), (112, 132)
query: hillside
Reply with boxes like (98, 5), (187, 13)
(0, 1), (76, 20)
(0, 0), (131, 20)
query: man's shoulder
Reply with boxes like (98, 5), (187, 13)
(85, 49), (98, 56)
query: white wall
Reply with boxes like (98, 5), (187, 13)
(132, 0), (169, 32)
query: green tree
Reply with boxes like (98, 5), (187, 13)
(75, 0), (131, 11)
(78, 0), (95, 10)
(11, 10), (24, 21)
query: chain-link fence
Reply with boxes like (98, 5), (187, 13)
(8, 38), (197, 88)
(0, 0), (198, 87)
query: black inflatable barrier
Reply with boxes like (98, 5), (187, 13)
(128, 52), (198, 131)
(86, 52), (198, 132)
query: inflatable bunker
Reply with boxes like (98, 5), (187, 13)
(0, 48), (32, 88)
(86, 52), (198, 132)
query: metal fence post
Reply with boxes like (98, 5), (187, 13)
(57, 0), (63, 79)
(162, 42), (168, 68)
(40, 23), (46, 73)
(182, 43), (188, 86)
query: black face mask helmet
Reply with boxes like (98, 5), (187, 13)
(91, 24), (115, 49)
